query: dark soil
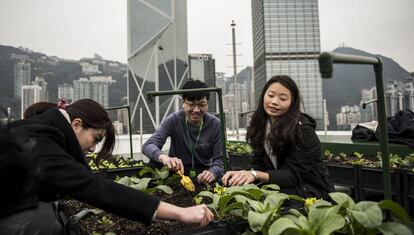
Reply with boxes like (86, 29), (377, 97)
(63, 182), (211, 235)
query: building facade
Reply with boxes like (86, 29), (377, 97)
(21, 84), (41, 119)
(251, 0), (323, 127)
(14, 61), (31, 99)
(188, 53), (216, 113)
(58, 83), (75, 103)
(127, 0), (188, 133)
(73, 78), (91, 101)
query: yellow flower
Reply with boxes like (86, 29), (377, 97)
(213, 185), (227, 195)
(305, 197), (318, 208)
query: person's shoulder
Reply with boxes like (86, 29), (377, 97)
(299, 113), (316, 128)
(205, 112), (220, 124)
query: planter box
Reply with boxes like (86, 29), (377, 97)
(172, 220), (248, 235)
(229, 153), (253, 170)
(358, 167), (402, 204)
(402, 170), (414, 216)
(93, 166), (145, 179)
(327, 163), (360, 201)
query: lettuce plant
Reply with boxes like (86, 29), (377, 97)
(116, 175), (173, 195)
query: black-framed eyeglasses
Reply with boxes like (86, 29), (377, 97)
(184, 101), (208, 110)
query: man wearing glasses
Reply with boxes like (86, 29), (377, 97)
(142, 79), (224, 184)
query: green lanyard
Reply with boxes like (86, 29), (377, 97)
(184, 118), (204, 171)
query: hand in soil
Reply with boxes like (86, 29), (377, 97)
(178, 204), (214, 226)
(196, 170), (216, 184)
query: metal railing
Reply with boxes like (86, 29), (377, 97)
(318, 51), (391, 200)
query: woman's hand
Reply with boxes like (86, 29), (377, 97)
(157, 202), (214, 226)
(221, 170), (255, 186)
(177, 204), (214, 226)
(159, 154), (184, 173)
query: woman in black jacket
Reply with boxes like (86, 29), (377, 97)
(10, 99), (213, 233)
(222, 75), (334, 199)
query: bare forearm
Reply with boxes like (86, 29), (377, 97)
(256, 171), (269, 183)
(155, 201), (183, 221)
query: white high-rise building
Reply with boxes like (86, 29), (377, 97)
(58, 83), (75, 103)
(21, 84), (41, 119)
(33, 76), (48, 101)
(73, 78), (91, 101)
(90, 76), (115, 108)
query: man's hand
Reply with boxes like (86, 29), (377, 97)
(158, 154), (184, 173)
(197, 170), (216, 184)
(221, 170), (255, 186)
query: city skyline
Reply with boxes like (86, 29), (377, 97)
(0, 0), (413, 76)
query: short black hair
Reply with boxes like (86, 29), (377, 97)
(181, 79), (210, 101)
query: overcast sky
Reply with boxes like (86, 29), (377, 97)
(0, 0), (413, 75)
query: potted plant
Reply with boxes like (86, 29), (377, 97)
(227, 142), (254, 170)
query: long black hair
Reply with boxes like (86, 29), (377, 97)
(246, 75), (303, 154)
(65, 99), (115, 164)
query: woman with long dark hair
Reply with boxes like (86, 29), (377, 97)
(222, 75), (334, 199)
(7, 99), (213, 234)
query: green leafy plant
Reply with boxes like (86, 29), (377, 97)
(139, 166), (172, 186)
(116, 175), (173, 195)
(87, 153), (144, 170)
(268, 192), (412, 235)
(226, 142), (253, 155)
(97, 216), (114, 226)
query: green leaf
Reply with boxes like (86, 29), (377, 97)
(288, 194), (306, 202)
(316, 213), (345, 235)
(116, 176), (131, 186)
(263, 192), (289, 211)
(154, 185), (173, 194)
(248, 210), (273, 232)
(329, 192), (356, 209)
(298, 215), (310, 230)
(131, 178), (152, 190)
(268, 217), (300, 235)
(352, 201), (382, 228)
(245, 198), (264, 212)
(261, 184), (280, 191)
(157, 167), (170, 180)
(197, 190), (214, 200)
(139, 166), (155, 177)
(246, 188), (264, 201)
(218, 194), (235, 211)
(378, 200), (412, 225)
(378, 222), (412, 235)
(221, 202), (244, 218)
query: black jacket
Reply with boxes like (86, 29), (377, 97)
(251, 113), (334, 199)
(12, 109), (160, 224)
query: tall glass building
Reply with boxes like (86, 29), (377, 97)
(188, 54), (216, 113)
(127, 0), (188, 133)
(252, 0), (323, 125)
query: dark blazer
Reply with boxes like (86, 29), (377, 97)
(251, 113), (334, 199)
(12, 109), (160, 224)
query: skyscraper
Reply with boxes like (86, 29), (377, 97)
(127, 0), (188, 133)
(14, 61), (31, 99)
(251, 0), (323, 126)
(90, 76), (115, 108)
(188, 54), (216, 113)
(33, 76), (48, 101)
(58, 83), (75, 103)
(73, 78), (91, 101)
(21, 84), (41, 119)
